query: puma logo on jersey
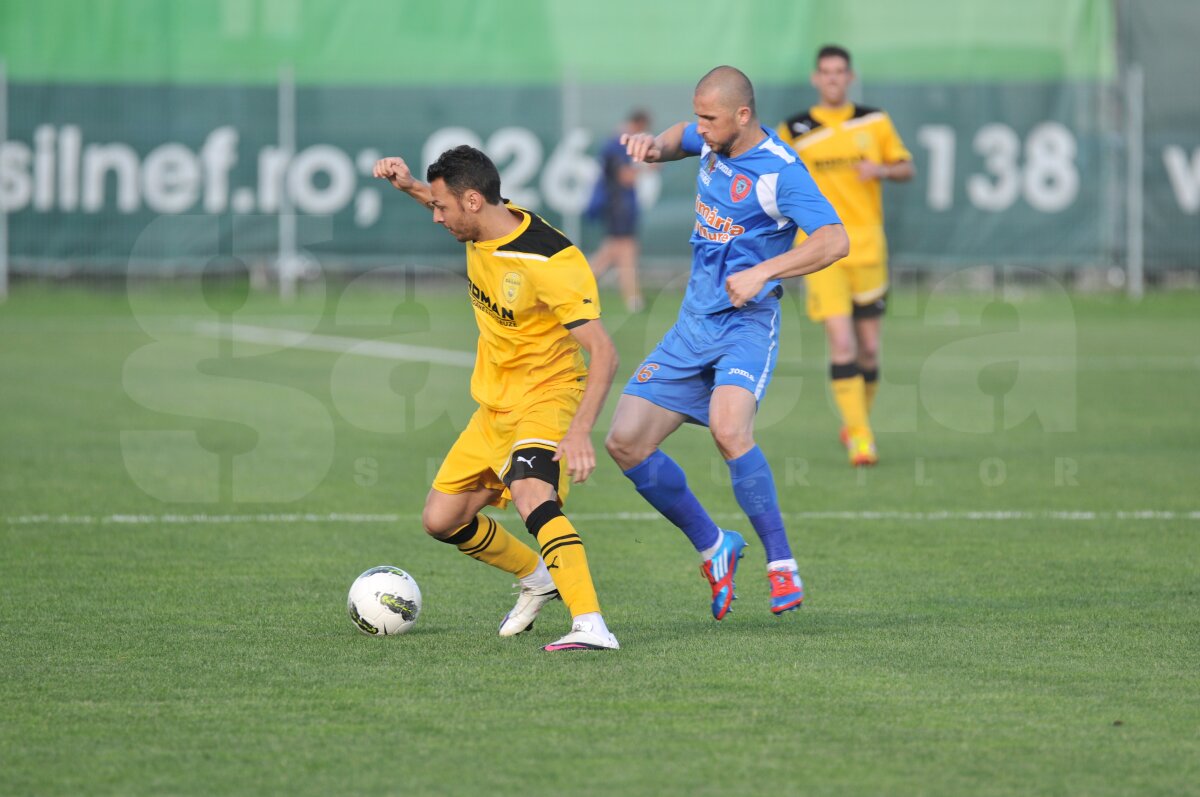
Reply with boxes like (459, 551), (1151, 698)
(516, 455), (538, 469)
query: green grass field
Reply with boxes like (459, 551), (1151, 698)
(2, 279), (1198, 796)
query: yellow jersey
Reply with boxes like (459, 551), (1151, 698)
(777, 104), (911, 268)
(464, 205), (601, 412)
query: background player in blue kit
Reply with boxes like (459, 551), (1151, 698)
(588, 109), (652, 313)
(605, 66), (848, 619)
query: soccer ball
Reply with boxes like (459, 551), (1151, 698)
(347, 566), (422, 636)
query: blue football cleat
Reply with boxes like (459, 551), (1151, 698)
(700, 530), (746, 620)
(767, 568), (805, 614)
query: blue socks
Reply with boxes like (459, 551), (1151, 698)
(624, 446), (793, 564)
(727, 446), (792, 563)
(623, 450), (720, 553)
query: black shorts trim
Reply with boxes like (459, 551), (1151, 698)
(502, 446), (560, 489)
(852, 294), (887, 319)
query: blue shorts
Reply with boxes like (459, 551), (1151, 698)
(622, 295), (781, 426)
(603, 192), (638, 237)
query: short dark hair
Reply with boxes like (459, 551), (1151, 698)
(696, 65), (757, 116)
(628, 108), (651, 126)
(426, 145), (502, 205)
(816, 44), (852, 68)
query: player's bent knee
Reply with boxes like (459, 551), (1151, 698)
(603, 428), (626, 457)
(829, 341), (857, 363)
(420, 508), (455, 539)
(604, 429), (647, 470)
(508, 477), (558, 519)
(421, 497), (470, 539)
(857, 339), (880, 366)
(710, 427), (755, 461)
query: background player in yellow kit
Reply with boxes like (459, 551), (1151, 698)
(374, 146), (620, 651)
(778, 45), (914, 467)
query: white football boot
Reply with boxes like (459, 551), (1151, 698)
(498, 583), (560, 637)
(543, 620), (620, 651)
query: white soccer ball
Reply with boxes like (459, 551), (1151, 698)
(347, 566), (422, 636)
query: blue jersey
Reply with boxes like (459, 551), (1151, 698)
(680, 123), (841, 314)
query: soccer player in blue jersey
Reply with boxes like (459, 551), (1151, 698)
(605, 66), (848, 619)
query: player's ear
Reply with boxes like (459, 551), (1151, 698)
(464, 189), (482, 212)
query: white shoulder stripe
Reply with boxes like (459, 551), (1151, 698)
(758, 138), (796, 164)
(843, 111), (887, 130)
(755, 173), (789, 230)
(790, 127), (835, 152)
(493, 250), (549, 262)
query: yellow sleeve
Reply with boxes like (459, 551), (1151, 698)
(535, 247), (602, 329)
(775, 121), (794, 147)
(880, 113), (912, 164)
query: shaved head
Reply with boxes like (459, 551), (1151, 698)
(695, 65), (756, 117)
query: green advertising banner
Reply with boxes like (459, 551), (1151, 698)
(1, 0), (1195, 273)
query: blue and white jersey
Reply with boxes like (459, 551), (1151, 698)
(680, 123), (841, 315)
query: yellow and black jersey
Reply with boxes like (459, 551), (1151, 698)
(464, 205), (601, 412)
(777, 104), (911, 268)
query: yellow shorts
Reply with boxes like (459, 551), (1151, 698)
(431, 388), (582, 509)
(804, 260), (889, 322)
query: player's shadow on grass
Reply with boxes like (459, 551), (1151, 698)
(626, 611), (844, 645)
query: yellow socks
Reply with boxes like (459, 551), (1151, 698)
(831, 362), (871, 438)
(441, 515), (540, 579)
(525, 501), (601, 617)
(440, 503), (603, 619)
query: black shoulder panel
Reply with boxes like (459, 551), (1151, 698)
(498, 213), (573, 258)
(784, 112), (821, 138)
(851, 104), (881, 119)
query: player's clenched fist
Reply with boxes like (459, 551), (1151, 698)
(373, 156), (416, 191)
(725, 267), (767, 309)
(621, 132), (662, 164)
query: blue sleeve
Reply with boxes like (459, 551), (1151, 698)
(680, 123), (705, 155)
(777, 162), (842, 234)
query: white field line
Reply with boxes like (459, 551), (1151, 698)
(6, 510), (1199, 527)
(192, 321), (476, 368)
(187, 320), (1200, 373)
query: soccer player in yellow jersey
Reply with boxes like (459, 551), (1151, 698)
(777, 45), (914, 467)
(374, 146), (620, 651)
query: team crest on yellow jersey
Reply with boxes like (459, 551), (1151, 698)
(503, 272), (522, 303)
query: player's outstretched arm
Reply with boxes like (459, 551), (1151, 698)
(373, 156), (435, 207)
(622, 122), (692, 164)
(553, 320), (619, 483)
(856, 158), (915, 183)
(724, 224), (850, 307)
